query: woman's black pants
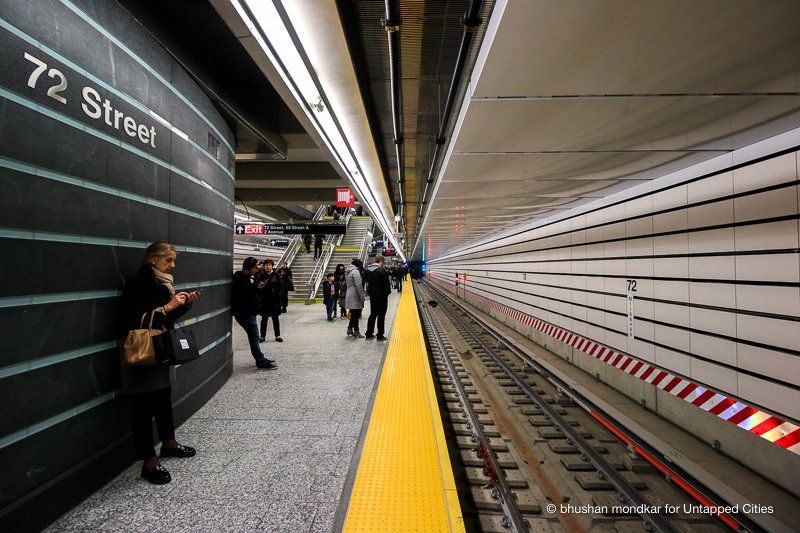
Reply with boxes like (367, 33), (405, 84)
(130, 387), (175, 460)
(348, 308), (362, 331)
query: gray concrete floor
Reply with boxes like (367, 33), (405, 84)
(47, 296), (400, 532)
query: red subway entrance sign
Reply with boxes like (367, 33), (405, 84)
(336, 188), (355, 207)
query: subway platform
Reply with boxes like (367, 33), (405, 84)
(46, 296), (401, 532)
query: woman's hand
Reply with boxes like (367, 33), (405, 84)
(164, 292), (188, 313)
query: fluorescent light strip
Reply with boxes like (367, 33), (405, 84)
(235, 0), (405, 261)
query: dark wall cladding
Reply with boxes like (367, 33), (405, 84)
(0, 1), (234, 530)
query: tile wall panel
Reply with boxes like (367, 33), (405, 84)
(430, 150), (800, 426)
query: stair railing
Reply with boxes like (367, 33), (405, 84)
(277, 205), (326, 268)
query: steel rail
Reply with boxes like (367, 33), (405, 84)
(417, 294), (529, 533)
(420, 280), (676, 533)
(423, 280), (754, 532)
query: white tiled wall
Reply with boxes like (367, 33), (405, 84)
(430, 150), (800, 421)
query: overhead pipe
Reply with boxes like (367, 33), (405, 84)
(416, 0), (483, 238)
(384, 0), (405, 235)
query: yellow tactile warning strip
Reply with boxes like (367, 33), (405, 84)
(343, 280), (465, 533)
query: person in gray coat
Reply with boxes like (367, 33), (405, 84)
(345, 258), (366, 337)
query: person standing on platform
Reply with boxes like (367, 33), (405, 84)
(121, 241), (199, 484)
(232, 257), (277, 370)
(314, 233), (324, 259)
(278, 261), (293, 312)
(334, 263), (347, 319)
(302, 233), (312, 254)
(345, 258), (366, 337)
(364, 256), (392, 340)
(323, 273), (337, 321)
(394, 264), (405, 293)
(257, 259), (283, 343)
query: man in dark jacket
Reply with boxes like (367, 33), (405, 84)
(314, 234), (324, 259)
(278, 262), (293, 312)
(302, 233), (312, 254)
(364, 256), (392, 340)
(322, 272), (337, 321)
(232, 257), (276, 369)
(257, 259), (283, 342)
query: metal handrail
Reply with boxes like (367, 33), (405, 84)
(278, 205), (326, 267)
(357, 219), (374, 265)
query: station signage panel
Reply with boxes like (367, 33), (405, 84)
(336, 188), (355, 208)
(263, 222), (346, 235)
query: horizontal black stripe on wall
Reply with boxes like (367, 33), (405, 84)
(430, 255), (800, 287)
(1, 0), (234, 159)
(0, 240), (231, 298)
(438, 214), (800, 264)
(428, 272), (800, 394)
(432, 268), (799, 322)
(438, 147), (799, 261)
(430, 272), (800, 357)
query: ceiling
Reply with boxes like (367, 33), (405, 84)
(413, 0), (800, 260)
(338, 0), (495, 245)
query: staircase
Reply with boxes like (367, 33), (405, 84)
(309, 216), (374, 300)
(287, 239), (330, 300)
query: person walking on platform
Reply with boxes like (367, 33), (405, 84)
(323, 272), (337, 321)
(233, 257), (277, 370)
(121, 241), (200, 484)
(302, 233), (312, 254)
(334, 263), (347, 319)
(345, 258), (366, 337)
(257, 259), (283, 343)
(364, 256), (392, 340)
(314, 233), (324, 259)
(278, 261), (293, 312)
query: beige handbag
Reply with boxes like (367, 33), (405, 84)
(122, 310), (166, 366)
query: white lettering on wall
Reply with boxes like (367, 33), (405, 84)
(24, 52), (157, 149)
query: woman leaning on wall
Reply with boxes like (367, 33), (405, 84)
(120, 241), (200, 484)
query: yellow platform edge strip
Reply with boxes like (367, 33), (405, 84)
(343, 280), (465, 533)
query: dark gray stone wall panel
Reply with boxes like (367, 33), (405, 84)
(0, 349), (119, 437)
(0, 299), (121, 367)
(169, 170), (232, 226)
(0, 0), (234, 526)
(168, 210), (230, 252)
(173, 340), (230, 401)
(0, 102), (172, 204)
(0, 240), (143, 297)
(0, 168), (169, 241)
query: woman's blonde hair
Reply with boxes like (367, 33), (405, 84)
(140, 241), (177, 267)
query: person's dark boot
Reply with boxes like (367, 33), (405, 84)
(352, 330), (364, 339)
(347, 326), (353, 336)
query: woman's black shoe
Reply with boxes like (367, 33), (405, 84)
(161, 443), (196, 458)
(141, 463), (171, 484)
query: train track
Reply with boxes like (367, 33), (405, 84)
(416, 279), (749, 533)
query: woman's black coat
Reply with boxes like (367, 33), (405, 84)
(120, 266), (191, 394)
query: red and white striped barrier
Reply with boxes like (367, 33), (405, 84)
(428, 272), (800, 456)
